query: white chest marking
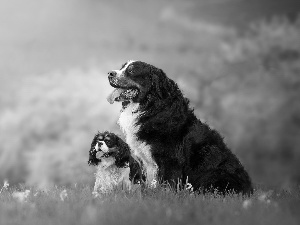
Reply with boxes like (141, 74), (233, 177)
(118, 103), (158, 185)
(93, 164), (131, 193)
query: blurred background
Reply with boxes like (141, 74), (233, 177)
(0, 0), (299, 190)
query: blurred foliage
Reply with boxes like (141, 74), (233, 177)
(191, 15), (300, 188)
(0, 0), (299, 190)
(0, 68), (121, 187)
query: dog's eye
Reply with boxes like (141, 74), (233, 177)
(105, 141), (111, 146)
(98, 135), (104, 140)
(127, 65), (134, 74)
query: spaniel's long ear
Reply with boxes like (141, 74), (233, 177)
(88, 132), (102, 166)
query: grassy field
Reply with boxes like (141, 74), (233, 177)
(0, 182), (299, 225)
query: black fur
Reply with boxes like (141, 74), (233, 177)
(88, 131), (144, 184)
(108, 61), (253, 195)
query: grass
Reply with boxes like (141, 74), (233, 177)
(0, 181), (299, 225)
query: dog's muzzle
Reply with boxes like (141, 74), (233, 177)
(108, 71), (117, 79)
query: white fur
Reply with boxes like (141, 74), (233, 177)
(12, 190), (30, 202)
(92, 135), (132, 194)
(93, 161), (131, 194)
(113, 60), (136, 78)
(118, 102), (158, 185)
(97, 141), (109, 152)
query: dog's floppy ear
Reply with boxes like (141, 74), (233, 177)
(150, 67), (178, 100)
(88, 132), (102, 166)
(150, 66), (181, 99)
(151, 74), (165, 99)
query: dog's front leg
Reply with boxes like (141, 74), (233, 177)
(145, 163), (158, 188)
(92, 178), (101, 197)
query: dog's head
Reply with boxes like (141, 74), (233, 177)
(88, 131), (130, 168)
(107, 60), (181, 108)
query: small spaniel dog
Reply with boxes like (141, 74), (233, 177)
(106, 60), (253, 195)
(88, 131), (143, 194)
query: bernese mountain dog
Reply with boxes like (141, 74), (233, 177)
(88, 131), (143, 194)
(106, 60), (253, 195)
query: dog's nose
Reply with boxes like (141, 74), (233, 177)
(108, 71), (116, 79)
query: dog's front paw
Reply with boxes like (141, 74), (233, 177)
(150, 179), (158, 188)
(92, 191), (98, 198)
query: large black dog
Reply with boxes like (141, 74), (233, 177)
(107, 60), (253, 195)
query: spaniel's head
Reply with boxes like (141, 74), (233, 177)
(107, 61), (180, 108)
(88, 131), (130, 168)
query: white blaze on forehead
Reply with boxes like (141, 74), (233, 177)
(113, 60), (136, 76)
(98, 141), (109, 152)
